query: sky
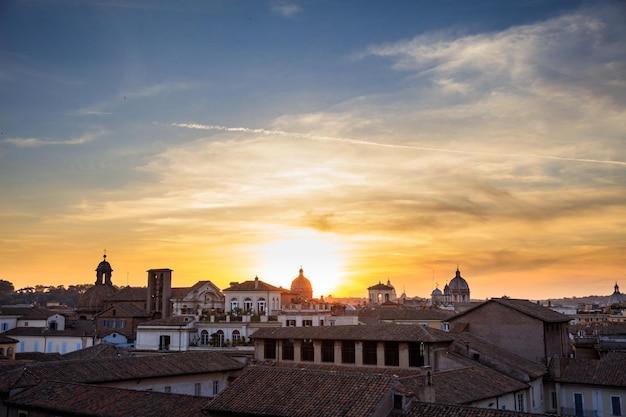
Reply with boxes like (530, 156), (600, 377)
(1, 0), (625, 301)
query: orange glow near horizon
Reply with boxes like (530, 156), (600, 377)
(255, 230), (347, 298)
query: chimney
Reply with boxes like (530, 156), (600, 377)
(255, 276), (259, 289)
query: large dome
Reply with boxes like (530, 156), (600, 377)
(290, 268), (313, 301)
(449, 269), (469, 290)
(77, 284), (117, 316)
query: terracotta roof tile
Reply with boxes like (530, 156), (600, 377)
(251, 322), (454, 343)
(6, 380), (210, 417)
(429, 353), (529, 404)
(406, 401), (540, 417)
(106, 286), (147, 301)
(205, 365), (398, 417)
(552, 351), (626, 386)
(224, 279), (284, 292)
(0, 351), (245, 392)
(451, 298), (571, 323)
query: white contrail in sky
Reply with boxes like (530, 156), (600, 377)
(171, 122), (626, 167)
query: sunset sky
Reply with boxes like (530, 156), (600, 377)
(1, 0), (625, 301)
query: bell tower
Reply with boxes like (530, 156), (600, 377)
(146, 268), (172, 318)
(95, 252), (113, 286)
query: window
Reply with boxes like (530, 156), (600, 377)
(384, 341), (399, 366)
(1, 322), (8, 331)
(321, 340), (335, 363)
(200, 330), (209, 345)
(264, 339), (277, 359)
(394, 394), (404, 410)
(341, 340), (355, 364)
(195, 383), (201, 396)
(102, 319), (108, 327)
(49, 321), (57, 330)
(17, 411), (28, 417)
(303, 320), (313, 327)
(213, 381), (220, 396)
(164, 386), (171, 393)
(257, 298), (266, 313)
(363, 341), (377, 365)
(301, 340), (314, 362)
(232, 330), (241, 344)
(287, 319), (296, 327)
(517, 393), (525, 412)
(159, 335), (171, 351)
(282, 339), (294, 360)
(7, 347), (13, 357)
(230, 299), (239, 313)
(243, 298), (253, 312)
(216, 330), (224, 347)
(612, 396), (622, 416)
(574, 393), (583, 417)
(117, 320), (126, 328)
(409, 342), (425, 367)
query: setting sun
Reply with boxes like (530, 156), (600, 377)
(255, 230), (346, 298)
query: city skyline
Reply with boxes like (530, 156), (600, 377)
(1, 1), (625, 300)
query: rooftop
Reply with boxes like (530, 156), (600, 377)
(205, 364), (400, 417)
(250, 322), (454, 343)
(0, 351), (245, 392)
(6, 380), (209, 417)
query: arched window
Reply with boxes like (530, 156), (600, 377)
(243, 298), (253, 313)
(216, 330), (224, 347)
(232, 330), (241, 344)
(257, 298), (266, 313)
(230, 298), (239, 314)
(7, 347), (14, 358)
(201, 330), (209, 345)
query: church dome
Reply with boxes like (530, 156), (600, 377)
(609, 282), (626, 305)
(431, 287), (442, 296)
(77, 284), (117, 315)
(290, 268), (313, 301)
(449, 268), (469, 290)
(78, 253), (117, 317)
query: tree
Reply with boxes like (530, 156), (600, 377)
(0, 279), (14, 293)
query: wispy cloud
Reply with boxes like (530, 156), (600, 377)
(171, 122), (626, 167)
(271, 2), (302, 18)
(5, 131), (101, 148)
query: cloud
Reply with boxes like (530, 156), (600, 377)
(4, 131), (101, 148)
(271, 2), (302, 18)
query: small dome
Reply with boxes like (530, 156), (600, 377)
(449, 269), (469, 290)
(291, 268), (313, 301)
(97, 259), (112, 272)
(609, 282), (626, 305)
(432, 287), (442, 296)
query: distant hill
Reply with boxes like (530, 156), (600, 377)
(539, 295), (610, 308)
